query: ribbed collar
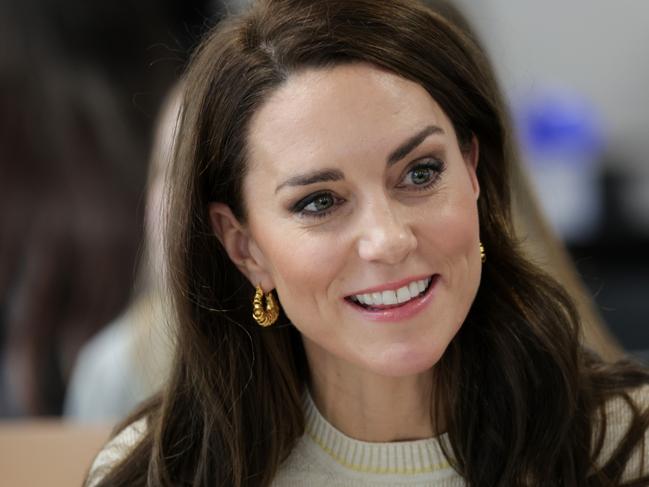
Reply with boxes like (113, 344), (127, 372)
(303, 391), (454, 476)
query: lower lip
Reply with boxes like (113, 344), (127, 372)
(344, 275), (439, 322)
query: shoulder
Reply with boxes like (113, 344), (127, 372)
(65, 315), (141, 421)
(595, 383), (649, 481)
(86, 417), (148, 487)
(603, 383), (649, 424)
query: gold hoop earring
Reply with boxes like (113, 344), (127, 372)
(252, 284), (279, 327)
(480, 242), (486, 263)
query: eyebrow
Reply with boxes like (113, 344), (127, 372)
(274, 169), (345, 194)
(386, 125), (444, 166)
(274, 125), (444, 194)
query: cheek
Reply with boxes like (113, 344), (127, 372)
(418, 193), (481, 310)
(419, 191), (480, 259)
(258, 226), (346, 323)
(448, 209), (480, 260)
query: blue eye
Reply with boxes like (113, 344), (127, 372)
(304, 193), (335, 212)
(399, 159), (445, 190)
(292, 191), (342, 218)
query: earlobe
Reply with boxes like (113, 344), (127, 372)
(208, 202), (274, 288)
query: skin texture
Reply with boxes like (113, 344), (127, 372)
(210, 63), (482, 441)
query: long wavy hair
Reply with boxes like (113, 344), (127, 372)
(90, 0), (649, 485)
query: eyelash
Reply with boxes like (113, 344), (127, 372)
(396, 158), (445, 191)
(291, 191), (345, 220)
(290, 158), (446, 219)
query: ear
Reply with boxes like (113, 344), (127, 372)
(463, 135), (480, 199)
(208, 202), (274, 290)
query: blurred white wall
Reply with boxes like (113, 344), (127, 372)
(454, 0), (649, 230)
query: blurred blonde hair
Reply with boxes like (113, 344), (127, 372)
(511, 162), (623, 362)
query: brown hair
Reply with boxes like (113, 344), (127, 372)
(91, 0), (649, 485)
(420, 1), (625, 364)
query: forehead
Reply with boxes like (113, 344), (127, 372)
(246, 63), (453, 177)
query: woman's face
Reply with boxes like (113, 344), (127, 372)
(213, 63), (482, 378)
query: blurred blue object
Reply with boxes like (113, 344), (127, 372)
(521, 89), (604, 163)
(517, 87), (606, 243)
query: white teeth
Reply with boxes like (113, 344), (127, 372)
(396, 287), (411, 303)
(408, 281), (419, 297)
(382, 290), (398, 305)
(351, 277), (432, 307)
(417, 279), (426, 293)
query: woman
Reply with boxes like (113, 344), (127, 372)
(87, 0), (649, 485)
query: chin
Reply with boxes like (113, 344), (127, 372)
(365, 341), (448, 378)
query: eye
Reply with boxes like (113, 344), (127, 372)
(305, 193), (335, 212)
(397, 158), (445, 190)
(291, 191), (343, 218)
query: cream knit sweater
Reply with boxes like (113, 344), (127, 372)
(88, 385), (649, 486)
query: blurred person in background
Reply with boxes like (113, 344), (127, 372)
(0, 0), (218, 416)
(64, 87), (182, 422)
(63, 4), (227, 423)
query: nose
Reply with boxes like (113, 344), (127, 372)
(356, 200), (417, 265)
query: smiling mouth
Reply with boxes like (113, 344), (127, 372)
(345, 275), (436, 310)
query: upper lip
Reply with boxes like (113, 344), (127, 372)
(345, 274), (433, 297)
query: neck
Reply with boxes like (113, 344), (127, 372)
(305, 342), (439, 442)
